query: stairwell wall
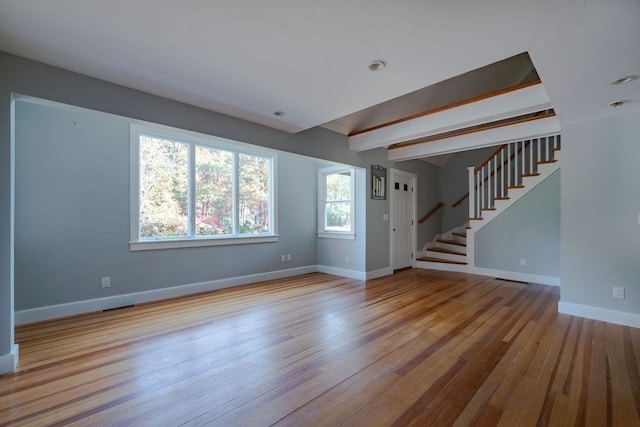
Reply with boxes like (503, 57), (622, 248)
(474, 170), (560, 278)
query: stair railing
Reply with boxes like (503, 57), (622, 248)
(468, 135), (561, 220)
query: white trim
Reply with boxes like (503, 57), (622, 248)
(129, 120), (278, 248)
(350, 82), (552, 152)
(317, 265), (366, 281)
(317, 166), (356, 235)
(366, 267), (393, 280)
(15, 266), (316, 325)
(471, 267), (560, 286)
(415, 262), (560, 286)
(130, 235), (279, 251)
(0, 344), (19, 374)
(316, 232), (355, 240)
(558, 301), (640, 328)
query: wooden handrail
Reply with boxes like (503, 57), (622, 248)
(451, 139), (534, 207)
(452, 193), (469, 208)
(418, 202), (444, 224)
(475, 144), (507, 172)
(349, 79), (542, 137)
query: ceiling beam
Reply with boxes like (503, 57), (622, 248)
(387, 114), (561, 162)
(349, 81), (552, 152)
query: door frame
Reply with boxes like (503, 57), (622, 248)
(389, 168), (417, 270)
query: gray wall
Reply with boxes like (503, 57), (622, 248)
(561, 111), (640, 314)
(14, 100), (324, 309)
(439, 147), (496, 232)
(474, 170), (561, 277)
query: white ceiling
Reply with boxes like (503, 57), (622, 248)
(1, 0), (639, 134)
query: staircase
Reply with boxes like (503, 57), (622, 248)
(418, 135), (561, 272)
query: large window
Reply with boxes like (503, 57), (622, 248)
(131, 125), (276, 250)
(318, 167), (355, 239)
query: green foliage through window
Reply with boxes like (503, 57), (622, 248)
(136, 130), (273, 241)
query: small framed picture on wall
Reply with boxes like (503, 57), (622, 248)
(371, 165), (386, 200)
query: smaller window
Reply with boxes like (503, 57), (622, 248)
(318, 167), (355, 239)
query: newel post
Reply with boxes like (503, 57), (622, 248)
(467, 166), (475, 219)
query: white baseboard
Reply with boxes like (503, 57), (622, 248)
(15, 266), (317, 325)
(366, 267), (393, 280)
(471, 267), (560, 286)
(317, 265), (366, 281)
(0, 344), (19, 374)
(415, 263), (560, 286)
(558, 301), (640, 328)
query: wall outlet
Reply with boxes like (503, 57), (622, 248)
(520, 258), (527, 266)
(101, 277), (110, 288)
(345, 255), (349, 263)
(613, 286), (625, 299)
(286, 254), (291, 261)
(281, 254), (286, 262)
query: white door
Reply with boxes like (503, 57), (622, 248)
(390, 170), (416, 270)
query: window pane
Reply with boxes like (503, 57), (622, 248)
(139, 136), (188, 238)
(325, 172), (352, 202)
(195, 146), (233, 235)
(239, 153), (270, 234)
(326, 201), (351, 231)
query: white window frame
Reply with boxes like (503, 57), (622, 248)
(130, 124), (278, 251)
(317, 166), (355, 240)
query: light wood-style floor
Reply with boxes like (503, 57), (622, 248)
(1, 269), (639, 426)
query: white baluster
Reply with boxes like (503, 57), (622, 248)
(507, 143), (511, 188)
(468, 167), (475, 219)
(480, 166), (484, 212)
(520, 140), (525, 184)
(529, 140), (534, 175)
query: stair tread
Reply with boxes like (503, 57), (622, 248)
(427, 247), (466, 256)
(437, 239), (466, 247)
(537, 160), (557, 164)
(494, 197), (510, 200)
(418, 257), (468, 265)
(452, 232), (467, 237)
(507, 185), (525, 189)
(522, 173), (541, 177)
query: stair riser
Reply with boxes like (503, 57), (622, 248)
(451, 235), (467, 245)
(425, 250), (466, 263)
(435, 242), (467, 253)
(416, 261), (469, 273)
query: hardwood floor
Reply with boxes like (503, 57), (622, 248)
(1, 269), (639, 426)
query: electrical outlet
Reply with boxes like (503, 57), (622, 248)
(101, 277), (110, 288)
(613, 286), (625, 299)
(286, 254), (291, 261)
(281, 254), (286, 262)
(345, 255), (349, 263)
(520, 258), (526, 266)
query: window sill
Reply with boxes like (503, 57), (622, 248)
(130, 235), (279, 251)
(317, 232), (356, 240)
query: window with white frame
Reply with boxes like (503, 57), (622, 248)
(130, 125), (276, 250)
(318, 166), (355, 239)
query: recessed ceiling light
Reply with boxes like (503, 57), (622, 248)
(368, 60), (386, 71)
(273, 111), (285, 117)
(611, 75), (638, 85)
(608, 100), (628, 108)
